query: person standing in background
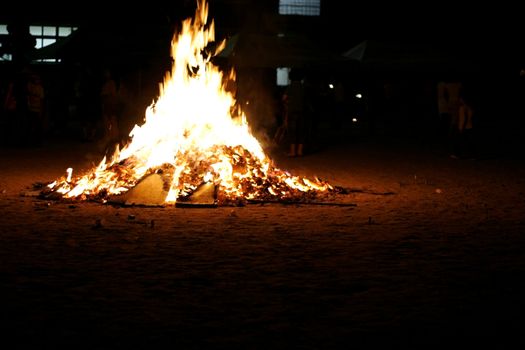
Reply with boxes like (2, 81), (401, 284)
(283, 69), (309, 157)
(26, 68), (46, 146)
(437, 79), (462, 156)
(99, 68), (120, 151)
(456, 86), (475, 158)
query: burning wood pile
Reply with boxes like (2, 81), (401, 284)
(42, 0), (340, 207)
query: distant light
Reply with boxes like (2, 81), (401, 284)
(328, 84), (334, 89)
(352, 118), (358, 123)
(355, 93), (362, 99)
(58, 27), (72, 37)
(276, 67), (291, 86)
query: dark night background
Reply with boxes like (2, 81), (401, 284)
(1, 1), (525, 349)
(2, 0), (525, 144)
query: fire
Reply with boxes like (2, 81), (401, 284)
(48, 0), (333, 205)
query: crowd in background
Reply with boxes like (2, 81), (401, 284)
(1, 56), (524, 162)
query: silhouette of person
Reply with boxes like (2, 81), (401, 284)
(437, 79), (462, 156)
(2, 64), (45, 147)
(99, 68), (120, 151)
(70, 64), (99, 142)
(283, 69), (309, 157)
(455, 86), (475, 158)
(25, 67), (45, 145)
(333, 79), (345, 129)
(3, 66), (21, 146)
(3, 65), (29, 146)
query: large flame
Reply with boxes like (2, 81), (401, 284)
(49, 0), (332, 205)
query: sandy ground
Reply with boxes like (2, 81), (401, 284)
(1, 131), (525, 349)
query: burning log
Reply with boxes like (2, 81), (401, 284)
(176, 182), (218, 208)
(109, 173), (168, 207)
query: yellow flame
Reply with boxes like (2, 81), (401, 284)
(66, 168), (73, 182)
(49, 0), (332, 204)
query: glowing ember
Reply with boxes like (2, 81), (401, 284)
(48, 0), (333, 205)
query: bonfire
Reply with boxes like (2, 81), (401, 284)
(44, 0), (336, 207)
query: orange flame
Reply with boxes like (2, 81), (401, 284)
(49, 0), (332, 204)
